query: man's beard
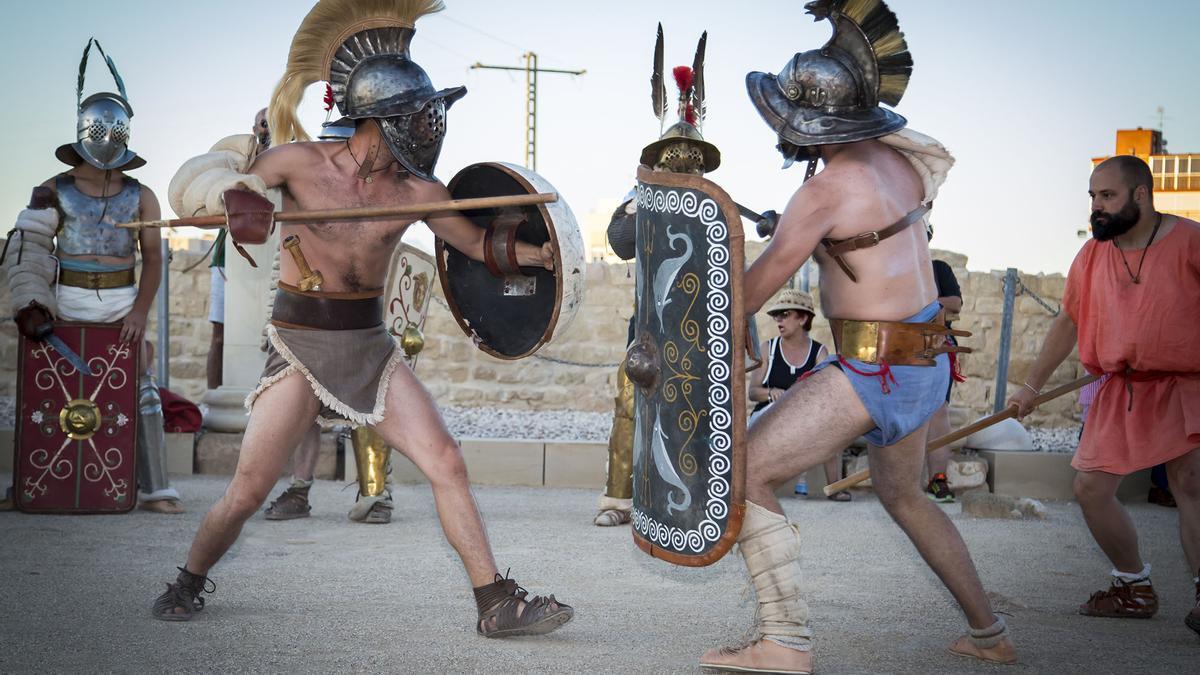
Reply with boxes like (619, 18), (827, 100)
(1090, 196), (1140, 241)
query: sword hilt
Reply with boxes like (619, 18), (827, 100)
(282, 234), (324, 292)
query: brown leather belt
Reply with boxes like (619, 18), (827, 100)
(270, 282), (383, 331)
(829, 314), (971, 367)
(58, 267), (136, 289)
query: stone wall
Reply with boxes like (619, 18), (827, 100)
(0, 238), (1084, 428)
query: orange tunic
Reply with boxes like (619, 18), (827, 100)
(1064, 216), (1200, 475)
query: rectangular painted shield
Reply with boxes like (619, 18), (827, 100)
(14, 323), (139, 514)
(630, 166), (747, 566)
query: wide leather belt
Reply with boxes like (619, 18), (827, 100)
(829, 315), (972, 367)
(270, 283), (383, 331)
(58, 267), (136, 289)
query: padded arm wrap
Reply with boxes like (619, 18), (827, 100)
(4, 208), (60, 316)
(168, 134), (278, 217)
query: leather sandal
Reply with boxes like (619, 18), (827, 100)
(1079, 578), (1158, 618)
(474, 571), (573, 638)
(152, 567), (215, 622)
(265, 484), (311, 521)
(593, 508), (631, 526)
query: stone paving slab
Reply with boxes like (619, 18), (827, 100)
(0, 474), (1195, 673)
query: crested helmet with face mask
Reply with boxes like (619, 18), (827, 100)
(55, 39), (145, 171)
(745, 0), (913, 173)
(640, 26), (719, 175)
(268, 0), (465, 182)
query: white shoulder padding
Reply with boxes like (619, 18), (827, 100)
(169, 133), (274, 217)
(878, 128), (955, 203)
(5, 207), (61, 315)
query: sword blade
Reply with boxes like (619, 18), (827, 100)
(45, 334), (93, 374)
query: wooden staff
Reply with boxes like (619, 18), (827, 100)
(117, 192), (558, 229)
(822, 374), (1099, 496)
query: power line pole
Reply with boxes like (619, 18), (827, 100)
(471, 52), (585, 170)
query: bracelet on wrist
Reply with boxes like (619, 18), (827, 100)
(1021, 382), (1040, 396)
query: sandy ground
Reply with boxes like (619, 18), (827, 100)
(0, 474), (1195, 673)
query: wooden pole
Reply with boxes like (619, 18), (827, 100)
(118, 192), (558, 230)
(822, 374), (1098, 496)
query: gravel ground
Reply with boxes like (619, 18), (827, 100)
(1029, 426), (1081, 453)
(440, 406), (613, 442)
(1, 474), (1196, 673)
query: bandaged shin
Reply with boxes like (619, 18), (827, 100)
(739, 501), (813, 649)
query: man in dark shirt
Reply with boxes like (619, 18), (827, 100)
(928, 244), (963, 502)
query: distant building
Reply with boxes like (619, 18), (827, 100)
(1093, 128), (1200, 221)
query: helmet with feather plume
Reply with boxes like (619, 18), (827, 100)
(746, 0), (913, 167)
(639, 25), (720, 175)
(55, 38), (144, 171)
(268, 0), (465, 181)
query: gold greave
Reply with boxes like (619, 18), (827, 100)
(603, 363), (635, 500)
(351, 427), (391, 498)
(738, 501), (813, 643)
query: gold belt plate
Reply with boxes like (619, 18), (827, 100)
(839, 321), (879, 363)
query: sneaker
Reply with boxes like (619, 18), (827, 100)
(927, 473), (955, 503)
(264, 484), (312, 520)
(1079, 578), (1158, 618)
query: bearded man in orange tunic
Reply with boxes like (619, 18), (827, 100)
(1011, 155), (1199, 637)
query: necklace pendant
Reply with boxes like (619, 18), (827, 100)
(1132, 276), (1140, 284)
(365, 175), (373, 184)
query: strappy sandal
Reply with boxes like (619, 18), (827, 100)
(825, 490), (852, 502)
(473, 571), (573, 638)
(265, 484), (311, 521)
(593, 508), (631, 526)
(152, 567), (216, 622)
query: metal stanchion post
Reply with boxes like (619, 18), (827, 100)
(157, 238), (170, 389)
(993, 267), (1017, 412)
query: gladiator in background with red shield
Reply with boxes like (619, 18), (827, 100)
(150, 0), (581, 638)
(3, 39), (180, 514)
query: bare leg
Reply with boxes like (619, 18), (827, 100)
(369, 363), (497, 587)
(207, 322), (224, 391)
(822, 456), (841, 484)
(745, 366), (874, 512)
(291, 423), (322, 482)
(702, 368), (873, 672)
(1074, 470), (1143, 573)
(1166, 448), (1200, 574)
(185, 374), (321, 575)
(925, 403), (953, 478)
(868, 429), (998, 629)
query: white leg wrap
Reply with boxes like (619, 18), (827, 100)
(967, 617), (1008, 649)
(739, 501), (813, 647)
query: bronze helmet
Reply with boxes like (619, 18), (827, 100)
(746, 0), (912, 159)
(641, 26), (719, 175)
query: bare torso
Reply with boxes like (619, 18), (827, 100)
(745, 139), (937, 323)
(258, 141), (448, 292)
(812, 141), (936, 320)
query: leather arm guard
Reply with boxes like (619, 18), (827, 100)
(3, 203), (60, 318)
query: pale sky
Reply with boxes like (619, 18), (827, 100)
(2, 0), (1197, 275)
